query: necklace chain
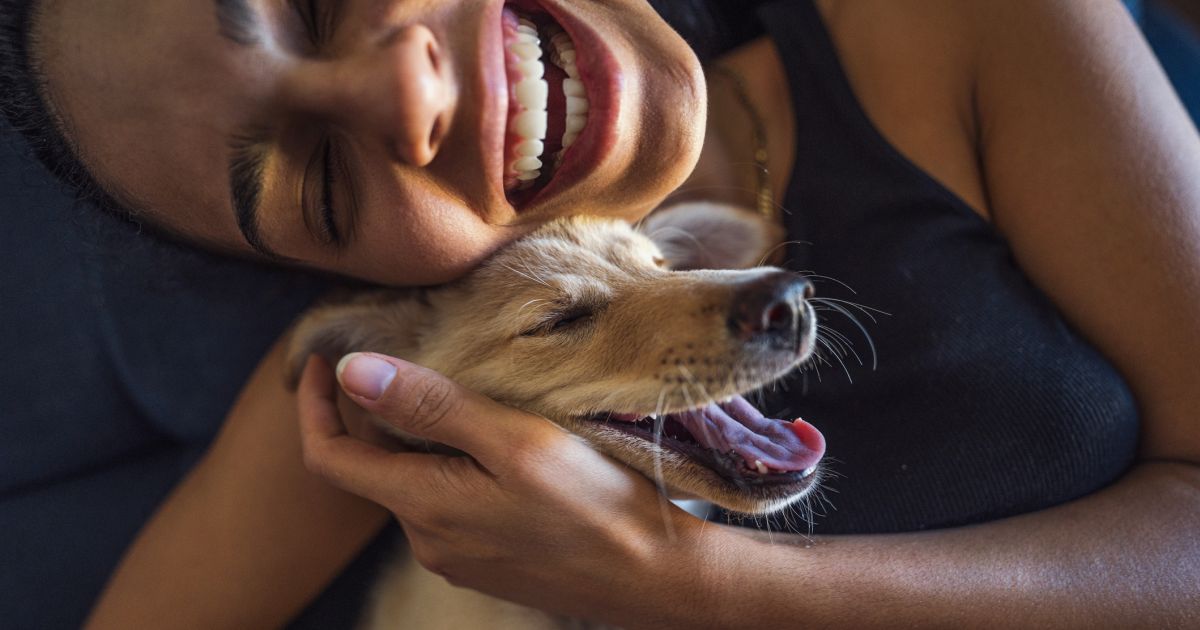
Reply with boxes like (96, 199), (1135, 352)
(709, 65), (776, 222)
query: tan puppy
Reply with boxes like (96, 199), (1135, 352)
(287, 202), (825, 629)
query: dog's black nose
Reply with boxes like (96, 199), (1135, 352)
(728, 272), (814, 344)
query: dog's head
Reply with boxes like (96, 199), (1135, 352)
(288, 202), (823, 514)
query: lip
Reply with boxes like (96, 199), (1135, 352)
(496, 0), (621, 211)
(478, 2), (510, 213)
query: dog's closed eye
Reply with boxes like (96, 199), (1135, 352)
(521, 306), (596, 337)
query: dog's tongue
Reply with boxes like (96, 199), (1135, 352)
(674, 396), (825, 472)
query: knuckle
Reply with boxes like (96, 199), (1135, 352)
(397, 373), (461, 435)
(300, 445), (331, 477)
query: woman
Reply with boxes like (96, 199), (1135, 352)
(2, 0), (1197, 627)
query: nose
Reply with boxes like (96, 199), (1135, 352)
(381, 25), (455, 166)
(287, 24), (457, 167)
(728, 272), (815, 345)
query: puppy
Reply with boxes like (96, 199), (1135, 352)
(287, 202), (824, 629)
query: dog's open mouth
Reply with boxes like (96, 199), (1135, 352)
(588, 395), (825, 486)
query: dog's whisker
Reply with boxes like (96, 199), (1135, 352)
(651, 386), (677, 543)
(793, 271), (862, 296)
(816, 326), (865, 372)
(755, 240), (812, 267)
(816, 323), (856, 350)
(812, 299), (879, 370)
(499, 262), (552, 289)
(809, 297), (888, 326)
(816, 337), (854, 383)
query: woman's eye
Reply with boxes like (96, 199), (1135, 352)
(300, 137), (338, 245)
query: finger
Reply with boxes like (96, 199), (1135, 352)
(298, 355), (493, 515)
(294, 355), (412, 504)
(335, 352), (556, 467)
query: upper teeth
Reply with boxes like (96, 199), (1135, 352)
(506, 17), (589, 189)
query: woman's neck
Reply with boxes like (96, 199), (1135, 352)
(671, 38), (796, 213)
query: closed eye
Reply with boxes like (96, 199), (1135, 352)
(301, 137), (341, 245)
(521, 307), (596, 337)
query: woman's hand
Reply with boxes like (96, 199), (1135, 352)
(296, 353), (710, 626)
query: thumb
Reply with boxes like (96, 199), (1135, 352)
(336, 352), (537, 462)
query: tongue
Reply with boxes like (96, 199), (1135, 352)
(672, 396), (825, 473)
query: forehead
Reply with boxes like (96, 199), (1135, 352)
(461, 219), (658, 303)
(38, 0), (274, 245)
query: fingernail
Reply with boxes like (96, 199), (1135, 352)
(336, 353), (397, 401)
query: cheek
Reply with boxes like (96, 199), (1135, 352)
(347, 214), (518, 285)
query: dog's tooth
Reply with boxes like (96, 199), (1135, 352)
(649, 413), (659, 420)
(803, 466), (817, 477)
(755, 460), (769, 475)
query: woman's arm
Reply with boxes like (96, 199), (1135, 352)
(296, 1), (1200, 628)
(85, 339), (389, 630)
(674, 0), (1200, 626)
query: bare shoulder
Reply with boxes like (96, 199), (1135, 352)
(821, 0), (1200, 464)
(864, 1), (1200, 461)
(812, 0), (991, 216)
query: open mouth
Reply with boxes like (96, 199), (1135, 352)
(588, 395), (826, 487)
(500, 6), (580, 206)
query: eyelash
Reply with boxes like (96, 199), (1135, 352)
(319, 138), (340, 244)
(521, 307), (597, 337)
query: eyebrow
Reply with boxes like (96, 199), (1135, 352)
(228, 134), (280, 258)
(215, 0), (281, 259)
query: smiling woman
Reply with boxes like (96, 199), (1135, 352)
(4, 0), (1200, 628)
(29, 0), (704, 282)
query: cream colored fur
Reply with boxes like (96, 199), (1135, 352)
(287, 203), (818, 629)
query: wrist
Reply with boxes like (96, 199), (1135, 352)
(619, 512), (746, 629)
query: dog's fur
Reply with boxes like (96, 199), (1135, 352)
(287, 202), (819, 629)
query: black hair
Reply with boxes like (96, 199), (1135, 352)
(645, 0), (769, 64)
(0, 0), (136, 220)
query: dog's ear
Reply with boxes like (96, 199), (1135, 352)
(639, 201), (785, 270)
(284, 291), (429, 390)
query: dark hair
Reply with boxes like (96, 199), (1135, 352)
(0, 0), (136, 220)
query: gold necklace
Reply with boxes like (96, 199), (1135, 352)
(708, 64), (776, 222)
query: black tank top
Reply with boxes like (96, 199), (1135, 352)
(685, 0), (1140, 534)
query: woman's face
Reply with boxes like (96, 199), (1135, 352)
(36, 0), (705, 285)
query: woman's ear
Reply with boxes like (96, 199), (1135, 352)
(284, 291), (430, 389)
(639, 201), (785, 270)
